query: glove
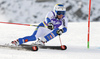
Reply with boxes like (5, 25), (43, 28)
(48, 22), (54, 30)
(56, 29), (64, 35)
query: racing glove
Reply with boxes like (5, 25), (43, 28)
(48, 22), (54, 30)
(56, 29), (64, 35)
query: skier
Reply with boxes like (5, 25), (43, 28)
(11, 4), (68, 46)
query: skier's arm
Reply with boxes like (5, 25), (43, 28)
(62, 27), (67, 33)
(44, 11), (54, 29)
(57, 17), (68, 35)
(56, 27), (67, 36)
(62, 17), (68, 33)
(44, 11), (53, 24)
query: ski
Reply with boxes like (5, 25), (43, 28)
(21, 44), (67, 50)
(0, 44), (67, 51)
(0, 44), (38, 51)
(40, 45), (67, 50)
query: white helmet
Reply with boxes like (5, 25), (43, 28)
(54, 4), (66, 15)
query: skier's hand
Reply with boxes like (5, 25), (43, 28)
(56, 29), (63, 35)
(48, 22), (54, 30)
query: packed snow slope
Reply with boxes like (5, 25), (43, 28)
(0, 22), (100, 59)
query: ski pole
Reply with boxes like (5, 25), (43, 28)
(0, 22), (31, 26)
(58, 35), (62, 46)
(0, 22), (44, 27)
(58, 35), (67, 50)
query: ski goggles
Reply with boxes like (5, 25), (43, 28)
(56, 11), (65, 15)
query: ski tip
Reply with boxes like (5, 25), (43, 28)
(61, 45), (67, 50)
(32, 46), (38, 51)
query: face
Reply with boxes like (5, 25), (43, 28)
(57, 14), (63, 19)
(56, 11), (65, 19)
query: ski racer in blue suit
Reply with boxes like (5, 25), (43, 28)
(11, 4), (68, 46)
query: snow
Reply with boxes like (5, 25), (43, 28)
(0, 0), (100, 59)
(0, 22), (100, 59)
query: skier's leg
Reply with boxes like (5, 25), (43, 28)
(18, 27), (49, 45)
(11, 30), (38, 46)
(34, 27), (53, 45)
(18, 36), (36, 45)
(18, 23), (43, 45)
(35, 28), (59, 45)
(35, 27), (53, 41)
(40, 28), (59, 42)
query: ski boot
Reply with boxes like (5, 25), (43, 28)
(32, 38), (46, 46)
(11, 39), (19, 46)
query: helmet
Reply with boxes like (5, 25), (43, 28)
(54, 4), (66, 15)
